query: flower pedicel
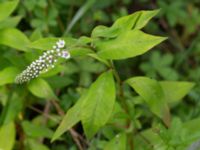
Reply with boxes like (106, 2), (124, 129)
(15, 39), (70, 84)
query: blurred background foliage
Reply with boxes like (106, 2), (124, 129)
(0, 0), (200, 150)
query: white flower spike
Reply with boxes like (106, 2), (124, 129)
(15, 39), (70, 84)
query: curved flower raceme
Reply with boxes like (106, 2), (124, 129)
(15, 39), (70, 84)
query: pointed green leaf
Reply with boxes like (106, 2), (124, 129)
(96, 30), (166, 60)
(104, 133), (126, 150)
(28, 78), (57, 100)
(0, 67), (19, 86)
(51, 92), (87, 142)
(81, 71), (116, 139)
(0, 0), (19, 21)
(159, 81), (195, 104)
(112, 9), (160, 31)
(0, 122), (15, 150)
(92, 9), (160, 38)
(126, 76), (170, 126)
(0, 28), (30, 51)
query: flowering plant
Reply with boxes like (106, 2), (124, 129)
(15, 40), (70, 84)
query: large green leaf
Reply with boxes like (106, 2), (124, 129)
(126, 76), (170, 126)
(104, 133), (127, 150)
(0, 28), (30, 51)
(159, 81), (194, 105)
(0, 0), (19, 21)
(0, 67), (19, 86)
(0, 122), (15, 150)
(96, 30), (166, 60)
(81, 71), (116, 139)
(28, 78), (57, 100)
(51, 92), (87, 142)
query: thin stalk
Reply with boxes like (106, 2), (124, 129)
(109, 60), (134, 149)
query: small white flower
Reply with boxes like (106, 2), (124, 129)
(56, 39), (65, 48)
(61, 51), (70, 59)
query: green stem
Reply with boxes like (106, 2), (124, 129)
(109, 60), (134, 150)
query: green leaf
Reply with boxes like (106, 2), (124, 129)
(0, 0), (19, 21)
(91, 25), (120, 38)
(69, 47), (93, 57)
(22, 121), (54, 139)
(184, 117), (200, 137)
(96, 30), (166, 60)
(126, 76), (170, 126)
(26, 139), (50, 150)
(104, 133), (126, 150)
(0, 122), (15, 150)
(30, 29), (42, 41)
(0, 16), (22, 29)
(77, 36), (93, 45)
(28, 78), (57, 100)
(40, 66), (65, 78)
(28, 37), (60, 50)
(91, 9), (160, 38)
(28, 37), (77, 50)
(0, 67), (19, 86)
(159, 81), (195, 105)
(28, 37), (93, 57)
(112, 9), (160, 31)
(0, 92), (23, 125)
(0, 28), (30, 51)
(81, 71), (116, 139)
(51, 92), (87, 142)
(88, 53), (110, 66)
